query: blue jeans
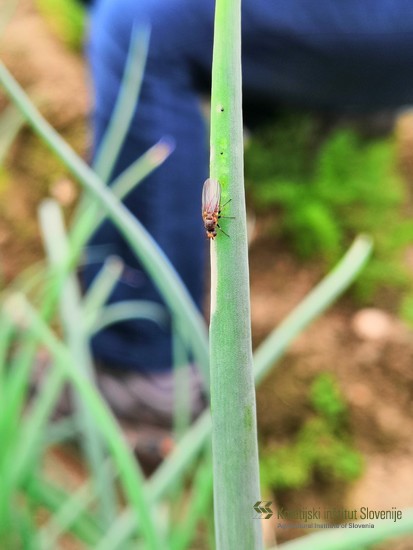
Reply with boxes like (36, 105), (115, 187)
(84, 0), (413, 371)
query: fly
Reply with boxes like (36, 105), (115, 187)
(201, 178), (233, 239)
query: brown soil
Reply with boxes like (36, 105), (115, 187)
(250, 240), (413, 546)
(0, 0), (89, 281)
(1, 2), (413, 549)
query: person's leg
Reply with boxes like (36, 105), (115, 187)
(240, 0), (413, 110)
(84, 0), (215, 374)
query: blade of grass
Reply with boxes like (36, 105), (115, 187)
(38, 200), (91, 374)
(37, 481), (97, 549)
(159, 237), (371, 493)
(94, 509), (138, 550)
(25, 475), (103, 546)
(0, 123), (176, 461)
(12, 501), (40, 550)
(96, 411), (212, 550)
(36, 461), (115, 549)
(71, 136), (174, 247)
(7, 364), (67, 488)
(92, 25), (150, 182)
(87, 299), (168, 335)
(1, 259), (49, 300)
(0, 327), (43, 467)
(209, 0), (262, 546)
(172, 326), (191, 441)
(0, 304), (48, 494)
(170, 454), (214, 550)
(0, 259), (115, 472)
(82, 256), (123, 316)
(158, 326), (193, 547)
(41, 417), (78, 445)
(39, 198), (118, 523)
(0, 60), (210, 385)
(253, 234), (373, 383)
(110, 138), (174, 199)
(70, 23), (150, 223)
(0, 103), (24, 163)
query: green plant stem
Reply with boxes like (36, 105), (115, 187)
(8, 366), (65, 490)
(254, 234), (373, 383)
(87, 300), (168, 335)
(0, 328), (42, 488)
(92, 25), (150, 182)
(110, 138), (174, 198)
(82, 256), (124, 316)
(172, 326), (191, 440)
(25, 476), (103, 546)
(41, 417), (78, 445)
(170, 454), (214, 550)
(94, 510), (138, 550)
(71, 136), (173, 240)
(209, 0), (262, 548)
(68, 23), (151, 233)
(0, 61), (209, 385)
(0, 103), (24, 163)
(39, 198), (117, 523)
(276, 509), (413, 550)
(37, 481), (97, 548)
(36, 461), (114, 548)
(96, 411), (212, 550)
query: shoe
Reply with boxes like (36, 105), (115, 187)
(95, 362), (207, 429)
(29, 353), (207, 472)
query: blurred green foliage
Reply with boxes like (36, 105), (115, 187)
(36, 0), (85, 51)
(310, 372), (346, 427)
(400, 293), (413, 326)
(260, 373), (363, 492)
(245, 112), (413, 303)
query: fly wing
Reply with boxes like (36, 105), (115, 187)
(202, 178), (221, 214)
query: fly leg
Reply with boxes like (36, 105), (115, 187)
(217, 198), (235, 236)
(216, 224), (230, 238)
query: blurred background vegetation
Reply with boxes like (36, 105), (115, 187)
(36, 0), (85, 51)
(245, 112), (413, 310)
(2, 0), (413, 548)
